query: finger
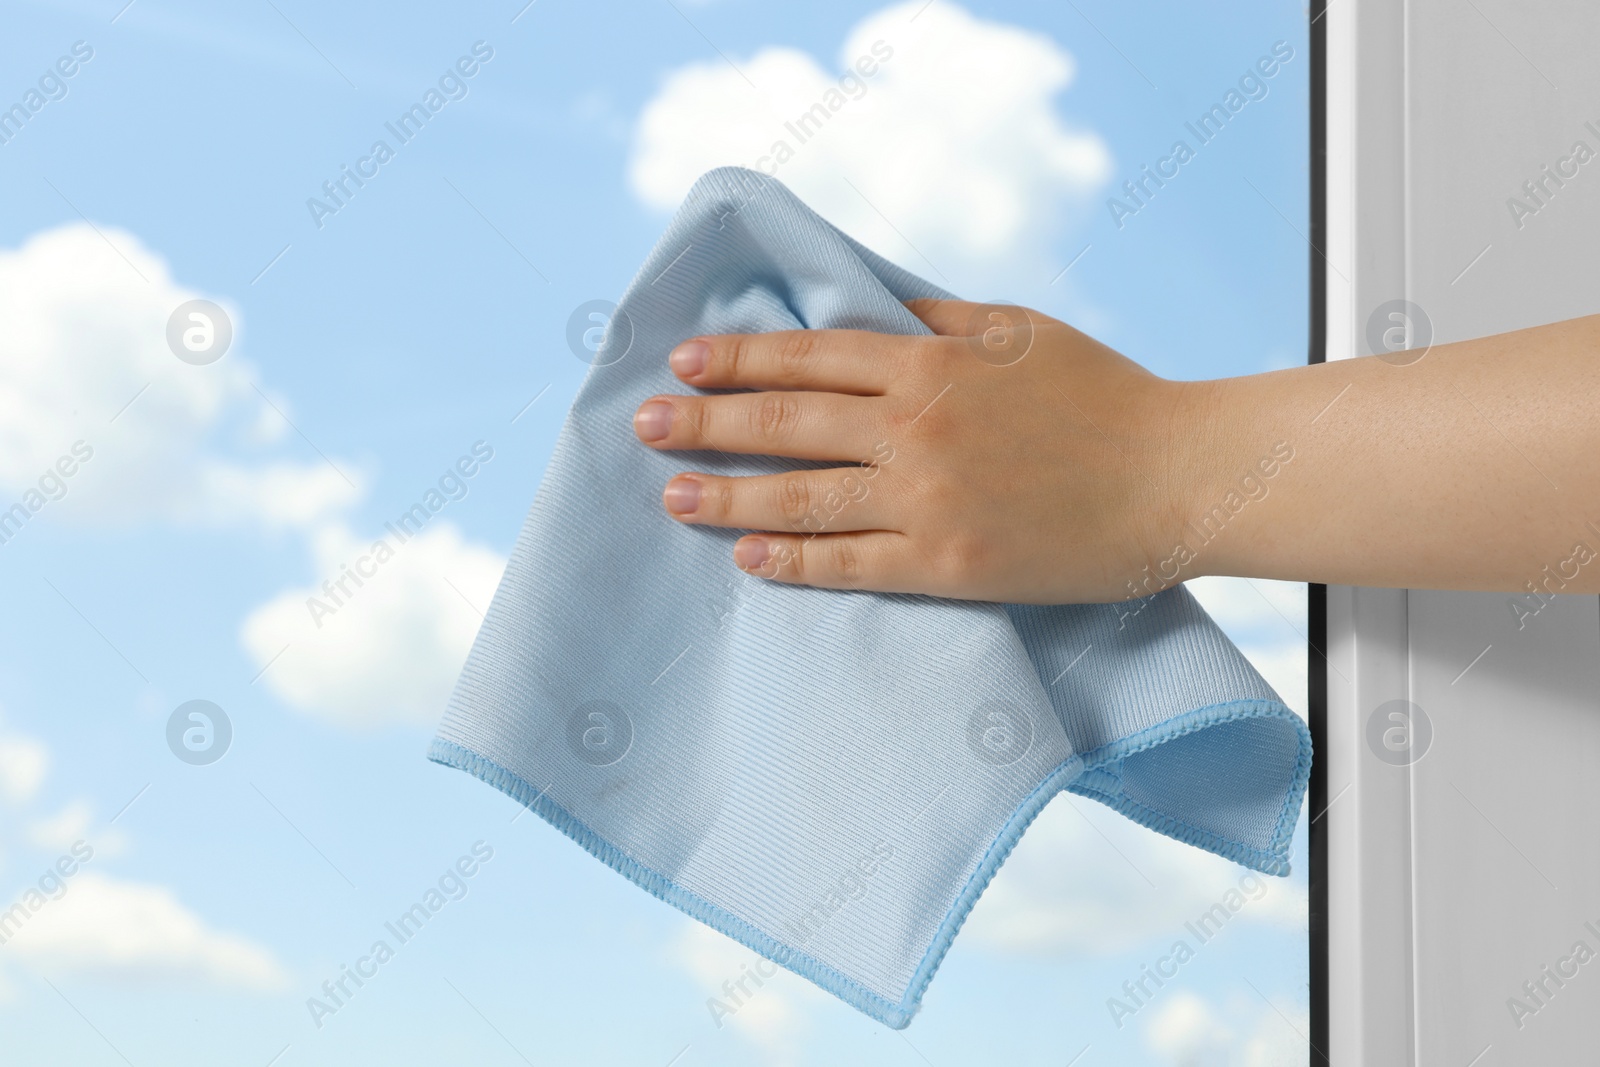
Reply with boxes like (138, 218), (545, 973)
(905, 297), (1048, 339)
(732, 530), (918, 592)
(904, 298), (985, 336)
(661, 467), (891, 535)
(634, 390), (883, 462)
(668, 328), (915, 395)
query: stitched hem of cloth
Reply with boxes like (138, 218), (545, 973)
(428, 694), (1308, 1029)
(426, 735), (948, 1028)
(894, 697), (1310, 1020)
(1069, 696), (1313, 876)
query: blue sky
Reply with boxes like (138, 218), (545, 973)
(0, 0), (1310, 1063)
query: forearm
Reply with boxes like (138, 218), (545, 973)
(1173, 314), (1600, 593)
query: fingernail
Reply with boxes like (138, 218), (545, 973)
(634, 400), (673, 442)
(663, 477), (700, 515)
(670, 340), (709, 379)
(734, 539), (771, 572)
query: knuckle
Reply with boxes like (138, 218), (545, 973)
(828, 537), (863, 584)
(886, 394), (939, 438)
(879, 337), (934, 393)
(772, 331), (816, 384)
(909, 333), (951, 368)
(706, 478), (735, 520)
(678, 396), (710, 444)
(915, 469), (961, 513)
(774, 474), (814, 528)
(769, 538), (803, 581)
(750, 392), (801, 444)
(721, 335), (750, 383)
(938, 527), (988, 578)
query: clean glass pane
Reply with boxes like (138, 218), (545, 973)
(0, 1), (1308, 1063)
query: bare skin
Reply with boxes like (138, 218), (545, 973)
(630, 298), (1600, 604)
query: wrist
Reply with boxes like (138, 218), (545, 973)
(1148, 375), (1237, 588)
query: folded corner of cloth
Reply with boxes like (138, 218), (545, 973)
(428, 166), (1313, 1029)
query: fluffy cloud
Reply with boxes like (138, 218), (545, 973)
(629, 0), (1111, 284)
(961, 792), (1305, 958)
(0, 223), (358, 531)
(0, 874), (286, 990)
(240, 521), (505, 729)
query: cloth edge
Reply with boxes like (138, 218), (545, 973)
(426, 695), (1309, 1027)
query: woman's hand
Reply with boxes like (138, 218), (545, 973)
(633, 299), (1600, 600)
(631, 298), (1201, 604)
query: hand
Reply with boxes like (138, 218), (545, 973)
(630, 298), (1200, 604)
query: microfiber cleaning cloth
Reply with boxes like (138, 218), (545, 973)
(429, 167), (1311, 1028)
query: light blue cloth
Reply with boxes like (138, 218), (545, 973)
(429, 167), (1311, 1028)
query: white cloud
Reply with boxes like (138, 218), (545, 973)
(629, 1), (1112, 286)
(0, 735), (48, 807)
(1241, 1001), (1312, 1067)
(0, 223), (359, 531)
(240, 521), (505, 729)
(1185, 577), (1308, 720)
(670, 921), (820, 1064)
(961, 793), (1305, 958)
(0, 873), (286, 990)
(27, 800), (125, 857)
(1146, 991), (1235, 1064)
(1142, 990), (1310, 1067)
